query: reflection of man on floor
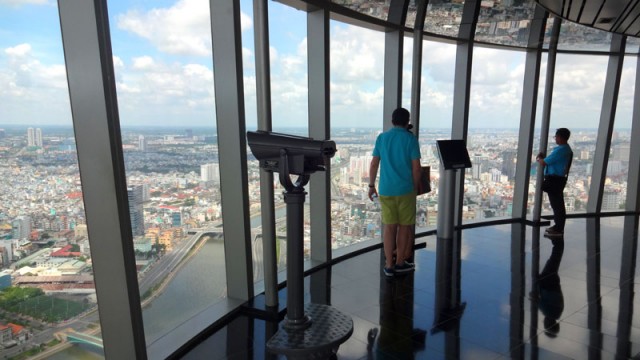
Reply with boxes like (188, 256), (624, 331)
(538, 239), (565, 337)
(367, 275), (426, 359)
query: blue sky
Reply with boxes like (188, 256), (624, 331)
(0, 0), (636, 129)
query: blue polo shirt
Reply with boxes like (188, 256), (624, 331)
(544, 144), (572, 176)
(372, 127), (421, 196)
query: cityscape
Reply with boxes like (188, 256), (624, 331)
(0, 124), (631, 358)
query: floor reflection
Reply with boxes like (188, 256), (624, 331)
(182, 216), (640, 359)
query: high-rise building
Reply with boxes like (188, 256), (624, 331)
(127, 185), (144, 236)
(11, 216), (31, 240)
(200, 163), (219, 183)
(35, 128), (42, 147)
(138, 135), (146, 151)
(501, 150), (517, 180)
(27, 127), (35, 147)
(27, 128), (42, 147)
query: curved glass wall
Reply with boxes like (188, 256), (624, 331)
(417, 39), (456, 230)
(333, 0), (390, 22)
(557, 19), (613, 52)
(2, 0), (640, 358)
(466, 47), (526, 222)
(330, 21), (385, 252)
(603, 56), (637, 212)
(424, 0), (464, 38)
(0, 2), (103, 359)
(474, 0), (537, 48)
(107, 0), (225, 348)
(548, 53), (608, 214)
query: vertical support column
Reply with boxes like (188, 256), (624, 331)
(308, 7), (332, 264)
(587, 34), (626, 213)
(626, 52), (640, 212)
(616, 216), (639, 358)
(512, 5), (547, 220)
(253, 0), (278, 308)
(410, 0), (428, 135)
(210, 0), (253, 301)
(57, 0), (146, 358)
(382, 0), (408, 131)
(586, 218), (603, 355)
(451, 0), (481, 227)
(509, 223), (525, 359)
(284, 191), (311, 328)
(532, 17), (561, 222)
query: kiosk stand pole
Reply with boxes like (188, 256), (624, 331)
(437, 167), (456, 240)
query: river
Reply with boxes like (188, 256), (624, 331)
(47, 206), (292, 359)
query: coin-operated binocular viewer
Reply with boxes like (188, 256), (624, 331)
(247, 131), (353, 359)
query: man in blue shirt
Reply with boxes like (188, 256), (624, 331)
(537, 128), (573, 238)
(368, 108), (422, 277)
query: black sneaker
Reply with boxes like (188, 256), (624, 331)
(403, 260), (415, 267)
(383, 267), (395, 277)
(394, 262), (415, 274)
(545, 229), (564, 238)
(544, 226), (556, 234)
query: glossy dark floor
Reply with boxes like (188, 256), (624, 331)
(182, 216), (640, 359)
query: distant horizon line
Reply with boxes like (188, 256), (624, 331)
(0, 124), (624, 131)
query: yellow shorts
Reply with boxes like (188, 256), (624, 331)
(379, 192), (416, 225)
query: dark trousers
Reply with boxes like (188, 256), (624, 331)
(544, 176), (567, 231)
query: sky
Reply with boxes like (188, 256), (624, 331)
(0, 0), (636, 129)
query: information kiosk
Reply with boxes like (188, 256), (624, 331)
(247, 131), (353, 359)
(436, 140), (472, 240)
(433, 139), (471, 339)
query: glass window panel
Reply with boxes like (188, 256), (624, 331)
(106, 0), (226, 349)
(530, 54), (548, 213)
(625, 36), (640, 55)
(548, 54), (608, 214)
(418, 40), (455, 231)
(603, 56), (636, 211)
(474, 0), (537, 48)
(268, 2), (309, 133)
(557, 19), (613, 52)
(424, 0), (465, 38)
(466, 47), (526, 222)
(332, 0), (390, 22)
(406, 0), (418, 29)
(330, 21), (385, 252)
(0, 2), (104, 359)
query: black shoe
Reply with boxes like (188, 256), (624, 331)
(383, 267), (395, 277)
(545, 229), (564, 238)
(544, 226), (556, 234)
(394, 262), (415, 274)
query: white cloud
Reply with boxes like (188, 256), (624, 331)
(0, 43), (70, 124)
(116, 0), (252, 57)
(113, 56), (216, 125)
(0, 0), (51, 6)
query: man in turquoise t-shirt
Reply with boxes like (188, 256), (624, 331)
(537, 128), (573, 238)
(368, 108), (422, 277)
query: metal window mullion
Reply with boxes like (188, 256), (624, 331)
(625, 50), (640, 212)
(410, 0), (428, 137)
(57, 0), (146, 358)
(383, 30), (404, 131)
(254, 0), (278, 307)
(451, 0), (481, 228)
(308, 7), (331, 263)
(512, 5), (547, 220)
(532, 16), (561, 222)
(210, 0), (253, 301)
(587, 34), (626, 213)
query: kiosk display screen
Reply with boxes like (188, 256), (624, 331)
(436, 140), (472, 170)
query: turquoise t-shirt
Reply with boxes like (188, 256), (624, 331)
(372, 127), (421, 196)
(544, 144), (572, 176)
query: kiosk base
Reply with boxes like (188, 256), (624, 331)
(267, 303), (353, 359)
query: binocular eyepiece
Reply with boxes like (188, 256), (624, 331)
(247, 131), (337, 175)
